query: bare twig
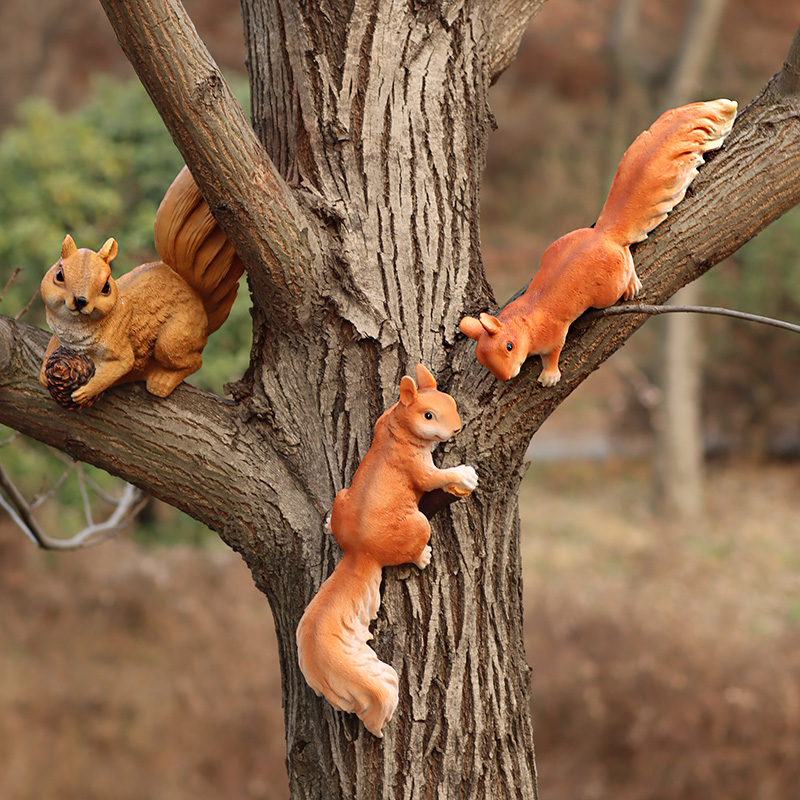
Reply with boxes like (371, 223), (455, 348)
(0, 268), (22, 303)
(30, 460), (78, 509)
(0, 457), (147, 550)
(0, 430), (19, 448)
(15, 288), (40, 321)
(587, 303), (800, 335)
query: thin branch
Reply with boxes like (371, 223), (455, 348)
(30, 460), (78, 509)
(0, 430), (19, 448)
(0, 459), (44, 546)
(453, 31), (800, 458)
(15, 287), (40, 321)
(587, 303), (800, 335)
(0, 459), (147, 549)
(77, 466), (95, 526)
(0, 268), (21, 303)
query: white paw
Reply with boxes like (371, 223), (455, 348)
(414, 545), (432, 570)
(538, 368), (561, 387)
(453, 465), (478, 492)
(623, 274), (643, 300)
(324, 513), (332, 535)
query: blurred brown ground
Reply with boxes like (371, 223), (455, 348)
(1, 0), (799, 797)
(2, 458), (799, 800)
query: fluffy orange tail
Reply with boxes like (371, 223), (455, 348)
(596, 99), (737, 247)
(296, 553), (399, 737)
(153, 166), (244, 334)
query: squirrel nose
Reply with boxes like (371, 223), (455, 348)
(73, 296), (88, 310)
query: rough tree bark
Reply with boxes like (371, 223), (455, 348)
(1, 2), (800, 798)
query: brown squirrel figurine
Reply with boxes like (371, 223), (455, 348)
(460, 99), (738, 385)
(39, 167), (243, 405)
(296, 364), (478, 737)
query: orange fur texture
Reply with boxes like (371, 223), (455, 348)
(39, 167), (243, 403)
(461, 99), (738, 385)
(296, 364), (478, 737)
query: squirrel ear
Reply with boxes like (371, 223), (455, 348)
(415, 363), (437, 391)
(399, 375), (418, 407)
(479, 313), (503, 335)
(97, 238), (118, 265)
(459, 316), (484, 340)
(61, 234), (78, 259)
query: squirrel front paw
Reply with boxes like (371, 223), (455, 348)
(445, 464), (478, 497)
(538, 367), (561, 387)
(70, 383), (98, 405)
(623, 272), (643, 301)
(414, 544), (432, 569)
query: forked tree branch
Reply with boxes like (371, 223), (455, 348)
(97, 0), (320, 326)
(0, 459), (146, 549)
(451, 26), (800, 462)
(0, 317), (302, 545)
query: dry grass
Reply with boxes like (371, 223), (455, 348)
(1, 457), (799, 799)
(522, 458), (800, 800)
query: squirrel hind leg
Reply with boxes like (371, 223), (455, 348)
(144, 364), (200, 397)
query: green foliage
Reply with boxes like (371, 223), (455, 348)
(0, 74), (252, 546)
(0, 73), (252, 394)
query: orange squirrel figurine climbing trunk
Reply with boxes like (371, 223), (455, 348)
(460, 99), (738, 385)
(39, 166), (243, 405)
(296, 364), (478, 737)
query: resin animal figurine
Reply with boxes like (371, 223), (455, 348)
(460, 98), (738, 385)
(39, 166), (243, 406)
(296, 363), (478, 737)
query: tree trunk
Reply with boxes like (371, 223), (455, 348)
(607, 0), (727, 520)
(2, 2), (800, 798)
(655, 0), (727, 519)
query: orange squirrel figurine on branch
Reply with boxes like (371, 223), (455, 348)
(460, 99), (738, 385)
(39, 167), (243, 407)
(296, 364), (478, 737)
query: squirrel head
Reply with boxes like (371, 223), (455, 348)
(459, 313), (527, 381)
(41, 235), (119, 321)
(395, 364), (462, 446)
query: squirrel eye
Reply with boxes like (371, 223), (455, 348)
(506, 342), (514, 352)
(424, 411), (433, 420)
(101, 280), (111, 295)
(55, 268), (64, 282)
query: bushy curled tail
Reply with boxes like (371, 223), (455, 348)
(596, 99), (738, 247)
(296, 554), (399, 737)
(153, 166), (244, 334)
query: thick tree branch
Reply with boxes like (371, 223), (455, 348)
(776, 25), (800, 98)
(452, 36), (800, 467)
(482, 0), (549, 84)
(97, 0), (321, 326)
(0, 315), (308, 562)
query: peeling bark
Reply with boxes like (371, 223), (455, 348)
(2, 3), (800, 798)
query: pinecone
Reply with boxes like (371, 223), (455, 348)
(44, 346), (102, 410)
